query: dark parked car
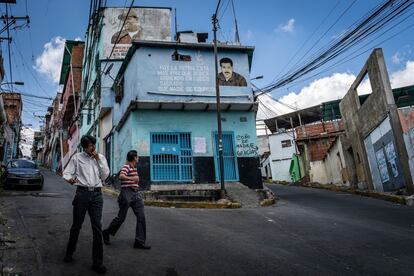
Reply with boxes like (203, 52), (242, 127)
(1, 159), (44, 190)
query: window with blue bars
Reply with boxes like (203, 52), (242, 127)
(150, 133), (193, 182)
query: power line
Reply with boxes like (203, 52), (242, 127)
(218, 0), (231, 21)
(277, 20), (414, 92)
(12, 39), (52, 98)
(283, 0), (358, 78)
(231, 0), (240, 44)
(19, 92), (53, 100)
(256, 0), (414, 97)
(271, 0), (341, 83)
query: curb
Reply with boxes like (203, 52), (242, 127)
(299, 183), (409, 205)
(260, 198), (276, 207)
(102, 186), (241, 209)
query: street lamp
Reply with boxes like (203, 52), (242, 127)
(0, 81), (24, 87)
(251, 75), (263, 80)
(0, 81), (24, 91)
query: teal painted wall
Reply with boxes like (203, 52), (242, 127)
(113, 46), (254, 125)
(112, 110), (258, 173)
(112, 112), (133, 174)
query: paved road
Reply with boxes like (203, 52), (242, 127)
(1, 171), (414, 275)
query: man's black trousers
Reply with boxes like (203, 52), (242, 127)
(105, 188), (146, 244)
(65, 188), (104, 265)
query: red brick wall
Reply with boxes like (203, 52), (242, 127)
(295, 121), (343, 161)
(61, 43), (84, 120)
(296, 120), (344, 140)
(307, 137), (337, 161)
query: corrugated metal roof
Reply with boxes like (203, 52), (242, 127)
(322, 84), (414, 121)
(264, 84), (414, 132)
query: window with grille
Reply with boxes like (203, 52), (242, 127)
(150, 133), (193, 182)
(281, 140), (292, 148)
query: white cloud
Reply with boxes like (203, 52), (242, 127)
(390, 60), (414, 88)
(392, 52), (402, 64)
(34, 36), (66, 84)
(245, 30), (254, 40)
(280, 72), (356, 109)
(257, 73), (356, 120)
(258, 59), (414, 120)
(278, 18), (295, 33)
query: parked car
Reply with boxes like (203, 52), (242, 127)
(1, 159), (44, 190)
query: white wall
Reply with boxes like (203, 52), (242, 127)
(324, 137), (348, 186)
(261, 155), (271, 179)
(268, 131), (296, 182)
(309, 161), (328, 184)
(257, 135), (269, 156)
(99, 110), (112, 155)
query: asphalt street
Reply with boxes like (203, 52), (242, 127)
(1, 170), (414, 275)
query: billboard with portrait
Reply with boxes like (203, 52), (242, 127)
(102, 7), (171, 59)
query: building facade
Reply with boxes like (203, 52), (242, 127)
(340, 49), (414, 193)
(59, 40), (84, 169)
(108, 41), (261, 189)
(1, 93), (22, 160)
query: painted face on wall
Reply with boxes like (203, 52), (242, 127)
(220, 63), (233, 81)
(125, 14), (139, 32)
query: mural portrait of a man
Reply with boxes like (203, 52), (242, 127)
(111, 10), (142, 44)
(217, 57), (247, 87)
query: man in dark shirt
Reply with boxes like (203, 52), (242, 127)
(217, 57), (247, 87)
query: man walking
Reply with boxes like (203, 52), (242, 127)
(103, 150), (150, 250)
(63, 135), (110, 274)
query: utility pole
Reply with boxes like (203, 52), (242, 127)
(212, 0), (226, 199)
(0, 2), (29, 92)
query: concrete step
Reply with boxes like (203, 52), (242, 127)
(225, 182), (261, 208)
(157, 194), (215, 202)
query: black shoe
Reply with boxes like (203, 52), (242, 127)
(133, 242), (151, 250)
(92, 264), (107, 274)
(63, 255), (73, 263)
(102, 230), (111, 245)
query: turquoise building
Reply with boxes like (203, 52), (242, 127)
(78, 6), (261, 189)
(109, 41), (262, 189)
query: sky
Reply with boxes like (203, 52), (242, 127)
(1, 0), (414, 154)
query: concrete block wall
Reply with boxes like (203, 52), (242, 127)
(339, 48), (414, 193)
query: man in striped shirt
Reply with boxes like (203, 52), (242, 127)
(102, 150), (150, 249)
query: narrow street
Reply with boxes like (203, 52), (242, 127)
(1, 171), (414, 275)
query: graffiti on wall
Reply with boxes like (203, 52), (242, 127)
(236, 134), (258, 156)
(157, 64), (213, 93)
(375, 141), (399, 183)
(375, 148), (389, 183)
(155, 54), (249, 94)
(385, 142), (399, 177)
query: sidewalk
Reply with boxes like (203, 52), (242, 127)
(285, 182), (414, 206)
(0, 195), (40, 275)
(102, 182), (276, 209)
